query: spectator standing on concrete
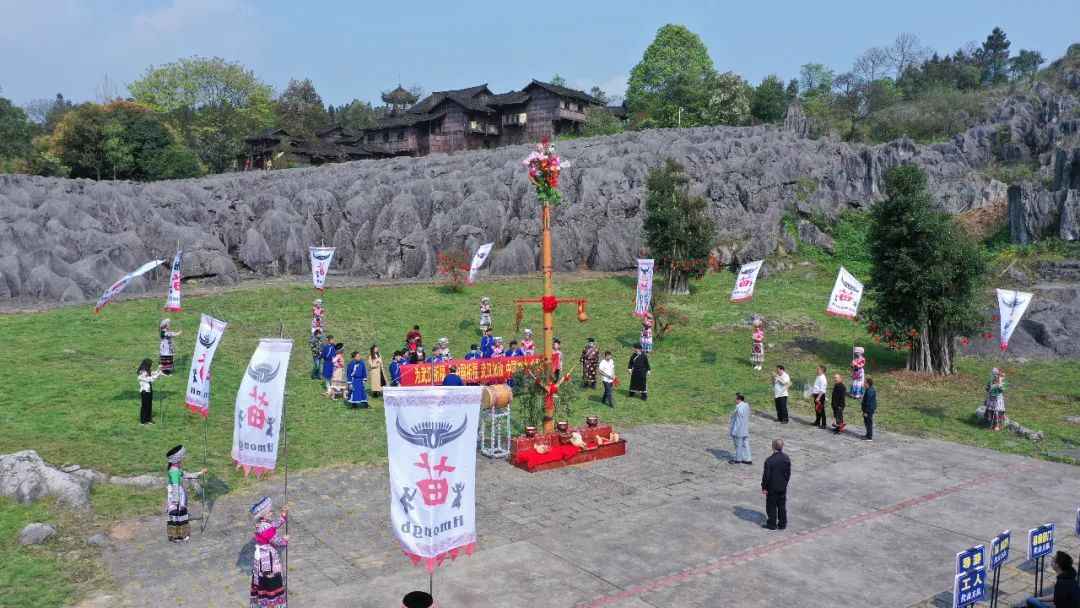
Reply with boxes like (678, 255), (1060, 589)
(728, 393), (752, 464)
(1025, 550), (1079, 608)
(771, 365), (791, 423)
(811, 366), (828, 428)
(861, 378), (877, 441)
(761, 438), (790, 530)
(831, 374), (847, 434)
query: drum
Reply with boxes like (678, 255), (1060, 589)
(481, 383), (513, 409)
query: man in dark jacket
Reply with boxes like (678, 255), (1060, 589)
(861, 377), (877, 441)
(831, 374), (847, 434)
(761, 438), (791, 530)
(1026, 550), (1079, 608)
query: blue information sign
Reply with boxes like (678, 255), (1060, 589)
(952, 565), (987, 608)
(1027, 524), (1054, 560)
(990, 530), (1011, 570)
(955, 544), (985, 575)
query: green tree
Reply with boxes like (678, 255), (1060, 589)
(1009, 49), (1045, 80)
(588, 86), (611, 105)
(276, 78), (328, 143)
(703, 71), (751, 125)
(550, 74), (568, 87)
(799, 63), (836, 98)
(643, 158), (715, 294)
(579, 107), (624, 137)
(626, 24), (717, 128)
(338, 99), (376, 132)
(0, 95), (33, 163)
(51, 103), (108, 179)
(866, 165), (987, 375)
(128, 56), (276, 173)
(142, 145), (206, 180)
(751, 74), (789, 123)
(975, 27), (1011, 85)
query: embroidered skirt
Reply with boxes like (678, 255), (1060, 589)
(159, 355), (174, 375)
(250, 571), (287, 607)
(850, 377), (865, 398)
(984, 395), (1006, 423)
(751, 342), (765, 363)
(167, 507), (189, 540)
(480, 312), (491, 327)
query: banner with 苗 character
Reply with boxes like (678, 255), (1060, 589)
(232, 339), (292, 477)
(397, 355), (540, 386)
(184, 314), (227, 417)
(383, 386), (482, 572)
(825, 266), (864, 319)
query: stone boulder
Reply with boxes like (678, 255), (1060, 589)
(1008, 182), (1057, 245)
(19, 523), (56, 546)
(0, 450), (91, 508)
(796, 220), (835, 253)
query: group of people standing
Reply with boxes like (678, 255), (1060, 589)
(580, 338), (652, 406)
(768, 360), (877, 442)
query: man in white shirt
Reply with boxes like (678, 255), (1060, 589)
(811, 365), (828, 428)
(598, 351), (616, 407)
(771, 365), (791, 423)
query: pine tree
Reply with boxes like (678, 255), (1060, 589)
(642, 158), (715, 294)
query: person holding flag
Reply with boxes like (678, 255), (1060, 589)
(159, 319), (182, 375)
(248, 497), (289, 607)
(165, 445), (203, 542)
(983, 367), (1007, 432)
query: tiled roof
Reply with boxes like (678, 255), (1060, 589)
(487, 91), (531, 106)
(524, 80), (601, 104)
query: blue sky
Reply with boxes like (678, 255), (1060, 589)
(1, 0), (1076, 107)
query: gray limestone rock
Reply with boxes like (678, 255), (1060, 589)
(86, 533), (109, 548)
(0, 450), (90, 508)
(1008, 182), (1057, 244)
(796, 220), (835, 253)
(20, 523), (56, 546)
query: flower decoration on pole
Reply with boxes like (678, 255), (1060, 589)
(524, 136), (563, 205)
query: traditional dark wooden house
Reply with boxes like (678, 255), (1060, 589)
(236, 126), (381, 171)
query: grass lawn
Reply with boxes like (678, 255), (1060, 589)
(1, 262), (1077, 606)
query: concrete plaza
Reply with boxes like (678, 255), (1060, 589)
(100, 409), (1080, 607)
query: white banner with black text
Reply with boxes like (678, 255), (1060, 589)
(309, 246), (336, 291)
(634, 258), (655, 316)
(164, 251), (183, 312)
(184, 314), (227, 417)
(232, 339), (292, 477)
(467, 242), (494, 284)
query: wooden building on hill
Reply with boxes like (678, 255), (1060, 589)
(236, 126), (382, 171)
(361, 79), (602, 157)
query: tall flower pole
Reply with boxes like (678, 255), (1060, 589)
(516, 138), (588, 433)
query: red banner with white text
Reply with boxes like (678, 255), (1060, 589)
(399, 355), (540, 386)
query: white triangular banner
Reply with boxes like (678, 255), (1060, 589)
(184, 314), (227, 417)
(467, 243), (494, 284)
(310, 246), (336, 291)
(164, 251), (183, 312)
(996, 289), (1033, 351)
(730, 260), (764, 302)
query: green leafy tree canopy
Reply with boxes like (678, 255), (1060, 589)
(627, 24), (717, 128)
(643, 158), (715, 294)
(276, 78), (328, 143)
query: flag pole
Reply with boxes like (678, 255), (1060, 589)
(278, 319), (290, 605)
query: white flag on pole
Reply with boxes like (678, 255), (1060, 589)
(232, 339), (293, 477)
(384, 386), (481, 573)
(730, 260), (764, 302)
(164, 251), (183, 312)
(634, 258), (655, 316)
(825, 267), (864, 319)
(996, 289), (1033, 351)
(467, 243), (494, 284)
(309, 246), (336, 291)
(94, 259), (165, 312)
(184, 314), (227, 417)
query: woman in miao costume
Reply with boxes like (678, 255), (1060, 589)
(750, 317), (765, 371)
(330, 343), (347, 399)
(165, 445), (203, 541)
(249, 496), (289, 608)
(311, 298), (324, 333)
(850, 346), (867, 398)
(983, 367), (1007, 432)
(479, 296), (492, 331)
(640, 312), (655, 354)
(520, 329), (536, 355)
(159, 319), (182, 375)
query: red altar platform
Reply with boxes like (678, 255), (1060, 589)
(509, 424), (626, 472)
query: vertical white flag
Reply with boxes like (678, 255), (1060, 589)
(730, 260), (764, 302)
(825, 267), (864, 319)
(94, 259), (165, 312)
(309, 246), (336, 291)
(467, 242), (494, 284)
(384, 386), (481, 573)
(996, 289), (1033, 351)
(634, 258), (655, 316)
(184, 314), (227, 417)
(232, 339), (293, 477)
(164, 251), (183, 312)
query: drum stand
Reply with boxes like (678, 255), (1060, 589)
(479, 404), (511, 459)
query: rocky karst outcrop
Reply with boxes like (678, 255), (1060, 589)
(1, 124), (1004, 303)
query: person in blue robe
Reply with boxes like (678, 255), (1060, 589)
(388, 351), (403, 387)
(346, 351), (368, 408)
(442, 366), (465, 386)
(320, 335), (338, 395)
(480, 330), (495, 358)
(464, 345), (482, 360)
(505, 340), (525, 358)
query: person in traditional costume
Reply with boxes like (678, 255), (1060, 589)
(436, 337), (450, 361)
(137, 358), (162, 425)
(479, 297), (492, 331)
(311, 298), (324, 333)
(580, 338), (599, 389)
(367, 345), (386, 397)
(506, 340), (525, 358)
(491, 337), (505, 358)
(983, 367), (1007, 432)
(159, 319), (182, 375)
(249, 496), (289, 608)
(850, 346), (867, 399)
(346, 351), (369, 408)
(627, 344), (651, 400)
(330, 343), (347, 399)
(728, 393), (752, 464)
(165, 445), (203, 542)
(480, 328), (495, 358)
(465, 344), (482, 360)
(320, 335), (337, 395)
(750, 318), (765, 371)
(552, 339), (563, 378)
(389, 351), (404, 387)
(520, 329), (536, 355)
(406, 325), (422, 351)
(640, 312), (655, 354)
(309, 329), (324, 380)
